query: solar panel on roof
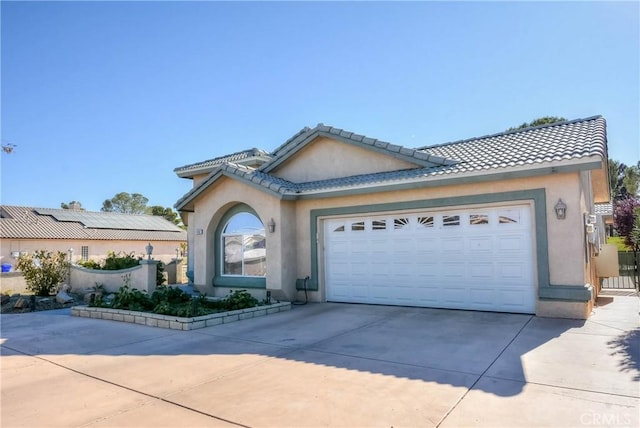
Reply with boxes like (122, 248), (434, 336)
(34, 209), (183, 232)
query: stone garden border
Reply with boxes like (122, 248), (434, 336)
(71, 302), (291, 330)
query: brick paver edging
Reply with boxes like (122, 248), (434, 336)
(71, 302), (291, 330)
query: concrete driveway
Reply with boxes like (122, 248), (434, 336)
(1, 294), (638, 427)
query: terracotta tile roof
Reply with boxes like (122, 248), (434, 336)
(0, 206), (187, 241)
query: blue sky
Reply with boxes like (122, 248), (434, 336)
(1, 1), (638, 212)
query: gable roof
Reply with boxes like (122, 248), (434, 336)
(175, 116), (609, 210)
(0, 206), (187, 241)
(174, 148), (271, 178)
(258, 123), (457, 173)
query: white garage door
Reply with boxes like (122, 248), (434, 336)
(324, 204), (536, 313)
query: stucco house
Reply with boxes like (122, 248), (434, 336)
(174, 116), (610, 319)
(0, 205), (187, 266)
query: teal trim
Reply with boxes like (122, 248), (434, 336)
(309, 188), (590, 303)
(213, 204), (266, 290)
(175, 168), (286, 211)
(318, 132), (442, 168)
(298, 161), (602, 200)
(213, 276), (267, 289)
(538, 285), (593, 301)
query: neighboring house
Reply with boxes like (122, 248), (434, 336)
(0, 205), (187, 266)
(174, 116), (610, 319)
(595, 202), (613, 237)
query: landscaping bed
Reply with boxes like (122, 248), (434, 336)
(70, 286), (291, 330)
(72, 301), (291, 330)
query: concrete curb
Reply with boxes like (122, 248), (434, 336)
(71, 302), (291, 330)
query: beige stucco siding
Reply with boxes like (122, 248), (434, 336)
(292, 172), (586, 293)
(271, 137), (419, 183)
(187, 169), (592, 309)
(190, 176), (295, 298)
(0, 239), (184, 267)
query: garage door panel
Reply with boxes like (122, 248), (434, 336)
(470, 288), (495, 305)
(324, 204), (536, 314)
(441, 237), (465, 252)
(469, 263), (494, 278)
(496, 235), (528, 252)
(468, 236), (494, 252)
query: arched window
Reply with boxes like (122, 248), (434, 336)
(221, 212), (266, 277)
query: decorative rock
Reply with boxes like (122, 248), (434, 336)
(59, 284), (71, 293)
(56, 291), (74, 304)
(14, 297), (28, 309)
(104, 293), (115, 303)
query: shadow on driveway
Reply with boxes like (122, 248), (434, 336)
(0, 302), (596, 398)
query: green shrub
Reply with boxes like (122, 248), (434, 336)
(223, 290), (259, 310)
(77, 259), (101, 269)
(75, 251), (165, 286)
(16, 250), (69, 296)
(91, 286), (260, 317)
(103, 251), (139, 270)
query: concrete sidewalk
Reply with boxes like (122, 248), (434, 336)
(1, 295), (638, 427)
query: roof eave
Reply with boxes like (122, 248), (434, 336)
(294, 158), (606, 200)
(175, 168), (290, 212)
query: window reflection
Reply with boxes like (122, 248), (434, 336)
(222, 213), (266, 277)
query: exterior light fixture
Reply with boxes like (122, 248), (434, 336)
(176, 248), (180, 259)
(268, 218), (276, 233)
(554, 199), (567, 220)
(145, 243), (154, 260)
(68, 248), (74, 262)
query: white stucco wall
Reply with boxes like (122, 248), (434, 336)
(70, 261), (158, 294)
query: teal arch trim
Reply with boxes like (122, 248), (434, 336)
(308, 189), (591, 302)
(213, 203), (266, 289)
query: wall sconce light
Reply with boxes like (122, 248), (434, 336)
(554, 199), (567, 220)
(268, 218), (276, 233)
(145, 243), (154, 260)
(196, 228), (203, 235)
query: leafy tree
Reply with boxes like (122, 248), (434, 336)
(614, 198), (640, 250)
(609, 159), (625, 200)
(101, 192), (149, 214)
(507, 116), (567, 132)
(614, 198), (640, 286)
(622, 163), (640, 197)
(147, 205), (181, 225)
(16, 250), (69, 296)
(609, 160), (640, 200)
(60, 201), (85, 210)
